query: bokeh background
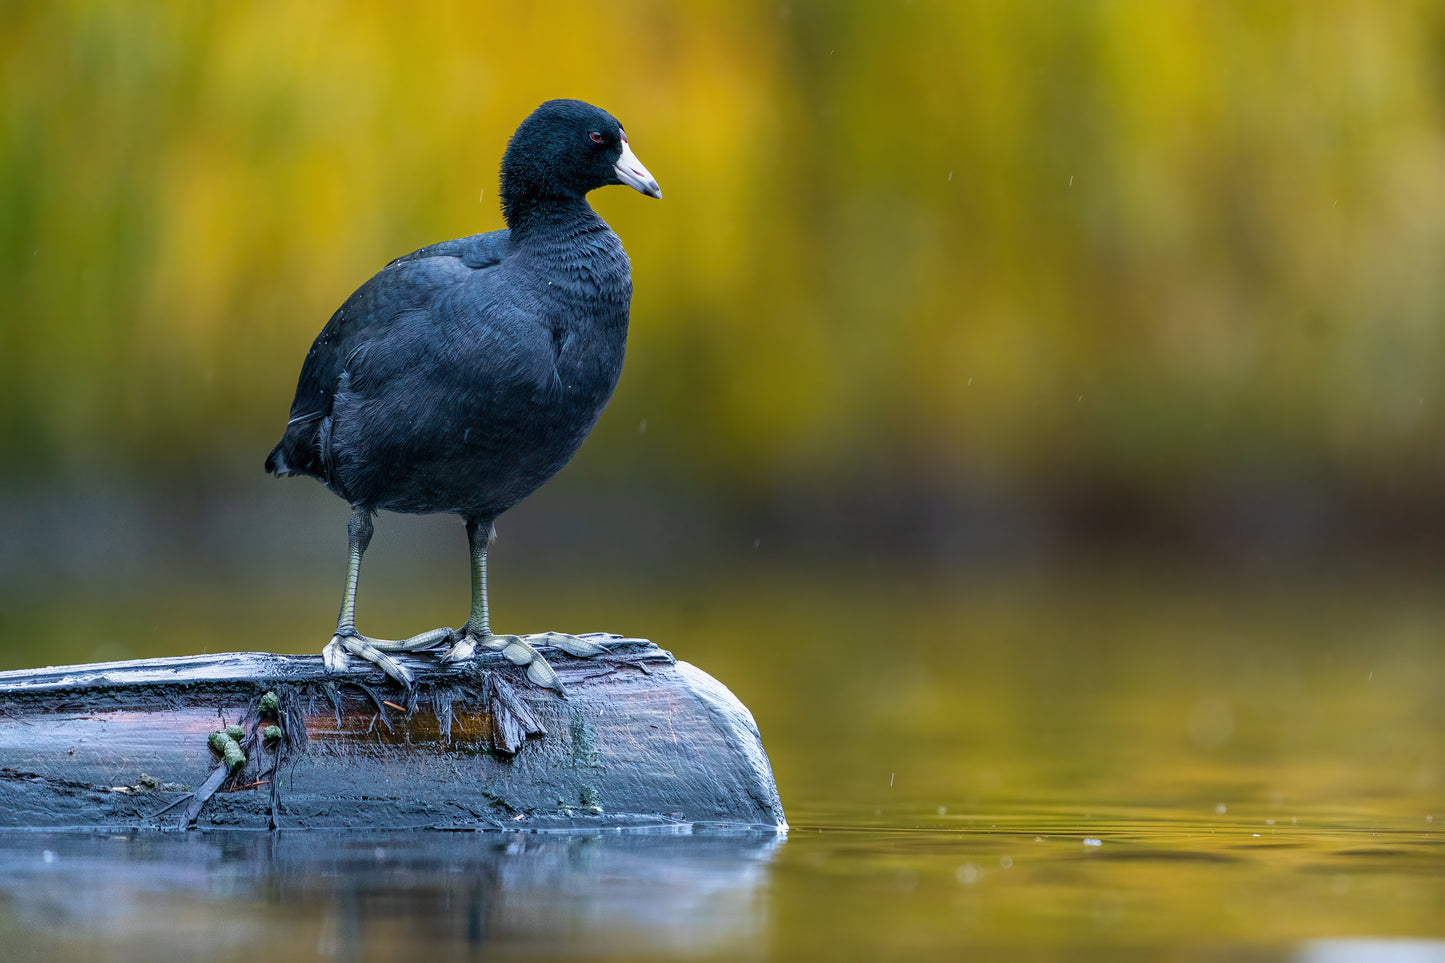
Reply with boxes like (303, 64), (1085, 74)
(3, 3), (1445, 952)
(5, 1), (1445, 577)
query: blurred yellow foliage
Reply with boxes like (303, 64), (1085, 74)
(3, 0), (1444, 492)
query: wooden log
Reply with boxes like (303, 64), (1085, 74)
(0, 636), (786, 832)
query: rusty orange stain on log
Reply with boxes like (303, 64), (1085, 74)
(303, 710), (495, 747)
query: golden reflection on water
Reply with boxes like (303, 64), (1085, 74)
(0, 568), (1441, 957)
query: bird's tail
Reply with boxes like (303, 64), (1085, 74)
(263, 444), (290, 476)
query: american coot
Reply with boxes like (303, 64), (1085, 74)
(265, 100), (660, 689)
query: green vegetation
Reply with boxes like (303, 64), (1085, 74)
(207, 728), (246, 771)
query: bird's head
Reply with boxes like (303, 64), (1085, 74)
(500, 99), (661, 225)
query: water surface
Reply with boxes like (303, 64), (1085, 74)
(0, 569), (1440, 959)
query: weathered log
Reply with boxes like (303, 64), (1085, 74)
(0, 636), (786, 831)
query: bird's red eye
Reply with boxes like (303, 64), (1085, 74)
(589, 131), (603, 144)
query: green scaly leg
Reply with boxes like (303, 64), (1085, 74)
(321, 505), (454, 687)
(440, 517), (606, 693)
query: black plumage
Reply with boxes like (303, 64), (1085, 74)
(265, 100), (660, 687)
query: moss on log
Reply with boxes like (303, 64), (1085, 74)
(0, 636), (786, 832)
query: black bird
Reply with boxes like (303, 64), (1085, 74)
(265, 100), (660, 688)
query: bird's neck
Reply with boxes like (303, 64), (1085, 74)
(503, 194), (598, 244)
(504, 197), (631, 305)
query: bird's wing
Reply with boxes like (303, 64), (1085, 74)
(387, 230), (512, 270)
(266, 229), (511, 479)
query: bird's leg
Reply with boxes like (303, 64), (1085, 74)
(460, 518), (498, 648)
(440, 518), (500, 662)
(440, 519), (605, 693)
(322, 506), (452, 687)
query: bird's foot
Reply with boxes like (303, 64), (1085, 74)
(321, 626), (455, 687)
(440, 630), (607, 694)
(363, 626), (456, 653)
(525, 631), (610, 658)
(323, 633), (413, 686)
